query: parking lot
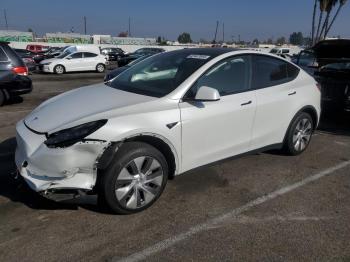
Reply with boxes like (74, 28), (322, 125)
(1, 73), (350, 261)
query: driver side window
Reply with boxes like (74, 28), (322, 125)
(185, 55), (251, 98)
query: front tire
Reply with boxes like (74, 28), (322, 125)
(284, 112), (314, 155)
(54, 65), (65, 74)
(98, 142), (168, 214)
(96, 63), (105, 73)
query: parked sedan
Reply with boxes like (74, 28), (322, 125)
(0, 42), (32, 106)
(40, 51), (106, 74)
(15, 48), (320, 214)
(117, 47), (165, 66)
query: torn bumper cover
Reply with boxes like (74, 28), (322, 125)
(15, 121), (108, 193)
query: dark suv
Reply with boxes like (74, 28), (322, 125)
(0, 42), (32, 106)
(297, 39), (350, 112)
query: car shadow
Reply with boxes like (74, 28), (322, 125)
(0, 137), (103, 213)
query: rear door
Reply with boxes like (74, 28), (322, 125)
(180, 55), (256, 172)
(250, 55), (300, 149)
(82, 52), (99, 70)
(64, 52), (83, 72)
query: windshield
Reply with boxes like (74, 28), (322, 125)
(270, 49), (278, 54)
(56, 50), (72, 59)
(109, 51), (213, 97)
(298, 51), (316, 67)
(128, 55), (152, 66)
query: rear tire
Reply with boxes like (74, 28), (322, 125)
(96, 63), (105, 73)
(54, 65), (65, 74)
(284, 112), (314, 156)
(0, 89), (5, 106)
(98, 142), (168, 214)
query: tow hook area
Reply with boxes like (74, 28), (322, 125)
(40, 189), (92, 202)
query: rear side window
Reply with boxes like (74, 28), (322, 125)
(84, 52), (97, 58)
(70, 52), (83, 59)
(0, 47), (9, 61)
(252, 55), (299, 89)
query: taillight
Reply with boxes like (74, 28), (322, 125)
(12, 66), (28, 76)
(316, 82), (321, 92)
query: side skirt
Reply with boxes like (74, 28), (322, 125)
(179, 143), (283, 177)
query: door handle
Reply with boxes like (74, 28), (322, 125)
(241, 100), (252, 106)
(288, 91), (296, 96)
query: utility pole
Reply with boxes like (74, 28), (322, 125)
(213, 21), (219, 43)
(128, 17), (131, 37)
(222, 23), (225, 43)
(83, 16), (87, 35)
(4, 9), (8, 30)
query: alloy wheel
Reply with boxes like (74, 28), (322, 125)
(115, 156), (164, 210)
(97, 64), (105, 72)
(55, 65), (64, 74)
(293, 118), (312, 152)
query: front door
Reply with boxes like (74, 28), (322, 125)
(179, 55), (256, 172)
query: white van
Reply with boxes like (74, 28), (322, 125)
(270, 47), (291, 55)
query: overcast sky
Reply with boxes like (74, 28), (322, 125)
(1, 0), (349, 41)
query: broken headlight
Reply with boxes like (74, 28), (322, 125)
(45, 120), (107, 148)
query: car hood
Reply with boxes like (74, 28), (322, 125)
(24, 83), (156, 133)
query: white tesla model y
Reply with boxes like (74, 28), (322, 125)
(16, 48), (321, 214)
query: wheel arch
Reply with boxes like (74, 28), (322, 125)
(283, 105), (319, 144)
(97, 133), (179, 179)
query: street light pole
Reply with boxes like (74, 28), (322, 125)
(83, 16), (87, 35)
(4, 9), (8, 30)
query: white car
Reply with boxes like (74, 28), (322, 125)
(16, 48), (321, 214)
(40, 51), (106, 74)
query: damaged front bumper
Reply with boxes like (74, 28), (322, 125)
(15, 120), (109, 193)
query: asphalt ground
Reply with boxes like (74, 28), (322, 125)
(0, 72), (350, 262)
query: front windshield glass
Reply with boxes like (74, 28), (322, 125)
(56, 50), (72, 59)
(109, 51), (213, 97)
(134, 49), (146, 54)
(270, 49), (278, 54)
(128, 55), (152, 66)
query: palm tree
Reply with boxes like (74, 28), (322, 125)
(315, 0), (328, 44)
(311, 0), (318, 45)
(325, 0), (348, 36)
(319, 0), (338, 39)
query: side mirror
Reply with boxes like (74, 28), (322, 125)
(66, 57), (72, 60)
(194, 86), (220, 102)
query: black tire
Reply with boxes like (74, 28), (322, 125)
(0, 89), (5, 106)
(96, 63), (105, 73)
(283, 112), (314, 156)
(98, 142), (168, 214)
(54, 65), (65, 74)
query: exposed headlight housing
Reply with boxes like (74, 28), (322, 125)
(44, 120), (108, 148)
